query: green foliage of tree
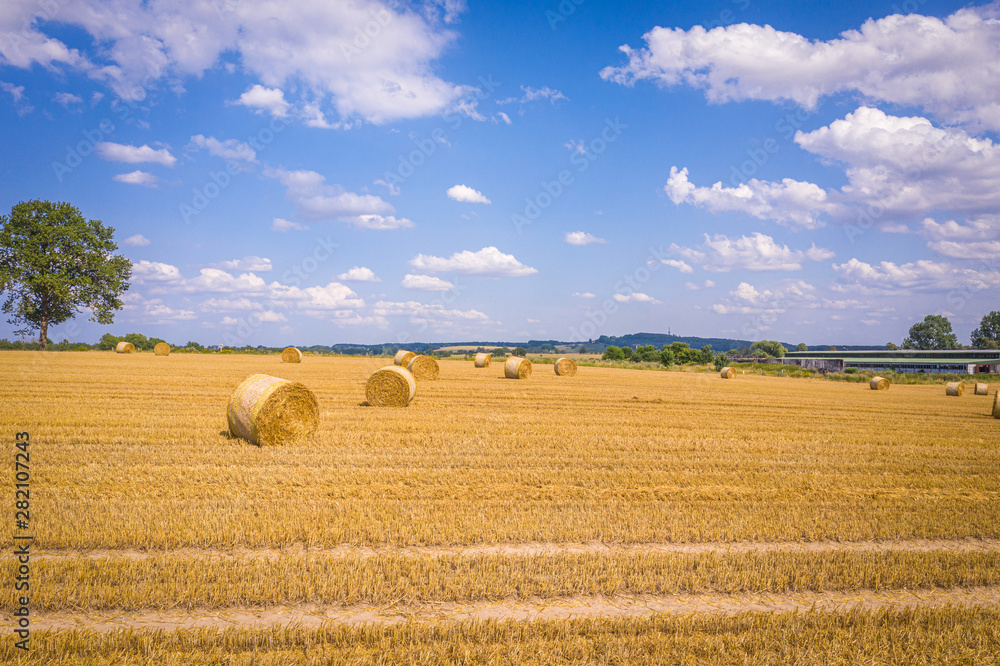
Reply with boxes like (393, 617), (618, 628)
(660, 348), (675, 366)
(750, 340), (787, 358)
(602, 345), (625, 361)
(713, 353), (726, 371)
(513, 346), (527, 357)
(97, 333), (121, 351)
(827, 346), (837, 351)
(0, 200), (131, 349)
(886, 342), (898, 350)
(902, 314), (961, 350)
(971, 311), (1000, 349)
(621, 346), (636, 361)
(636, 344), (660, 362)
(699, 344), (714, 364)
(667, 342), (699, 363)
(795, 343), (808, 352)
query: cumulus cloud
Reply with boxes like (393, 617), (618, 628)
(665, 167), (832, 229)
(565, 231), (607, 246)
(53, 91), (82, 107)
(188, 134), (257, 163)
(267, 168), (396, 223)
(337, 266), (381, 282)
(668, 233), (834, 272)
(401, 274), (454, 291)
(271, 218), (307, 232)
(130, 260), (183, 284)
(97, 142), (176, 167)
(573, 292), (596, 298)
(113, 170), (158, 187)
(660, 259), (694, 273)
(409, 246), (538, 277)
(613, 292), (660, 304)
(600, 7), (1000, 130)
(122, 234), (150, 247)
(446, 184), (491, 204)
(498, 85), (568, 105)
(234, 84), (289, 117)
(212, 256), (273, 272)
(373, 300), (490, 328)
(832, 257), (1000, 293)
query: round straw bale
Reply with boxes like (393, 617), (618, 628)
(153, 342), (171, 356)
(720, 367), (735, 379)
(554, 357), (577, 376)
(394, 350), (417, 367)
(946, 382), (965, 397)
(408, 354), (440, 380)
(281, 347), (302, 363)
(474, 352), (492, 368)
(227, 374), (319, 446)
(115, 341), (135, 354)
(870, 376), (890, 391)
(974, 383), (988, 396)
(993, 391), (1000, 419)
(366, 366), (416, 407)
(505, 356), (532, 379)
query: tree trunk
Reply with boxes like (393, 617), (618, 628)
(39, 316), (47, 350)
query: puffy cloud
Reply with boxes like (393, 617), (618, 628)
(600, 7), (1000, 130)
(53, 92), (82, 107)
(113, 170), (158, 187)
(337, 266), (381, 282)
(212, 256), (273, 272)
(660, 259), (694, 273)
(373, 300), (489, 323)
(409, 246), (538, 277)
(832, 257), (1000, 292)
(667, 233), (834, 272)
(201, 298), (263, 311)
(0, 1), (470, 124)
(921, 216), (1000, 240)
(446, 184), (491, 204)
(613, 292), (660, 303)
(565, 231), (607, 246)
(573, 292), (596, 298)
(186, 269), (268, 294)
(96, 142), (176, 167)
(122, 234), (150, 247)
(267, 168), (396, 223)
(271, 218), (307, 232)
(234, 84), (289, 117)
(130, 260), (183, 284)
(498, 85), (568, 105)
(401, 274), (454, 291)
(188, 134), (257, 163)
(665, 166), (831, 229)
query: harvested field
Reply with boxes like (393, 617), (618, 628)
(2, 351), (999, 662)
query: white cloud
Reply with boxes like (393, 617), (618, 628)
(255, 310), (287, 322)
(401, 274), (455, 291)
(201, 298), (262, 312)
(221, 316), (239, 326)
(600, 7), (1000, 130)
(373, 300), (490, 323)
(573, 292), (596, 298)
(495, 111), (511, 125)
(0, 81), (32, 114)
(343, 214), (414, 230)
(122, 234), (150, 247)
(188, 134), (257, 163)
(96, 142), (176, 167)
(337, 266), (381, 282)
(53, 91), (82, 107)
(832, 257), (1000, 292)
(660, 259), (694, 273)
(267, 168), (395, 223)
(613, 292), (660, 304)
(927, 240), (1000, 260)
(921, 216), (1000, 241)
(409, 246), (538, 277)
(212, 256), (273, 272)
(234, 85), (290, 117)
(668, 233), (834, 272)
(447, 184), (491, 204)
(498, 85), (568, 105)
(186, 269), (269, 294)
(665, 166), (831, 229)
(565, 231), (607, 246)
(113, 170), (158, 187)
(130, 260), (183, 284)
(272, 218), (307, 232)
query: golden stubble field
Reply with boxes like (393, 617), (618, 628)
(1, 351), (999, 664)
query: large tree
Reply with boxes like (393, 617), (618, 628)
(0, 200), (131, 349)
(750, 340), (787, 358)
(901, 314), (960, 350)
(971, 311), (1000, 349)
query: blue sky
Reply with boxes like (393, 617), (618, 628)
(2, 0), (998, 347)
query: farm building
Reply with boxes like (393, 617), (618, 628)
(781, 349), (1000, 375)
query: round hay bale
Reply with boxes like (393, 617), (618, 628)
(474, 352), (492, 368)
(408, 355), (440, 380)
(281, 347), (302, 363)
(153, 342), (171, 356)
(974, 383), (988, 396)
(394, 350), (417, 367)
(115, 341), (135, 354)
(366, 366), (416, 407)
(554, 357), (577, 376)
(946, 382), (965, 397)
(870, 376), (890, 391)
(993, 391), (1000, 419)
(505, 356), (532, 379)
(227, 374), (319, 446)
(720, 367), (735, 379)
